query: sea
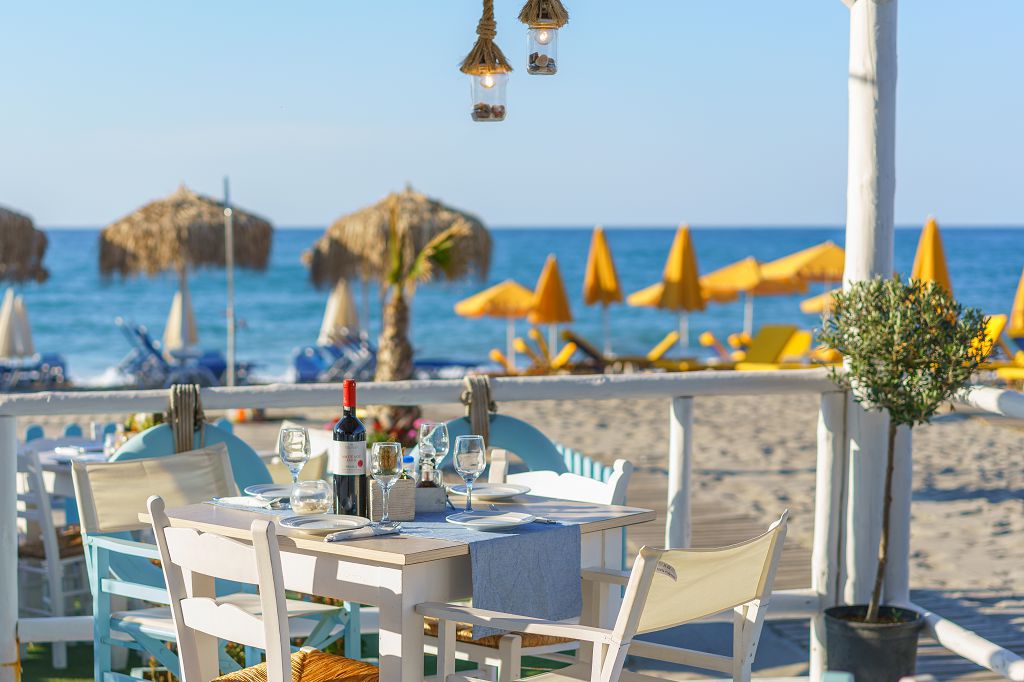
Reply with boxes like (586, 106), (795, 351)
(14, 227), (1024, 386)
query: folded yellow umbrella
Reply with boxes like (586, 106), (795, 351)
(761, 241), (845, 285)
(529, 254), (573, 351)
(700, 256), (806, 334)
(911, 216), (952, 296)
(627, 224), (704, 347)
(583, 226), (623, 355)
(800, 288), (842, 315)
(455, 279), (534, 367)
(1009, 266), (1024, 337)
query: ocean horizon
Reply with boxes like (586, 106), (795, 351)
(14, 226), (1024, 385)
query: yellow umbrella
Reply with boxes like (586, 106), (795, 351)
(1009, 267), (1024, 338)
(800, 288), (842, 315)
(911, 216), (953, 296)
(627, 224), (704, 347)
(583, 226), (623, 354)
(761, 241), (846, 287)
(529, 254), (573, 351)
(456, 279), (534, 366)
(700, 256), (807, 334)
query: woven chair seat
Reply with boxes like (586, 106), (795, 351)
(423, 616), (575, 649)
(213, 648), (378, 681)
(18, 526), (85, 560)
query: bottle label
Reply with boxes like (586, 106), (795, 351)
(329, 441), (366, 476)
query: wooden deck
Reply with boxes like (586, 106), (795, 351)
(622, 468), (1023, 681)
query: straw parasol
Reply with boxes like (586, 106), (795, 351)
(627, 225), (704, 348)
(583, 226), (623, 354)
(0, 205), (49, 283)
(761, 241), (845, 287)
(1009, 267), (1024, 338)
(455, 279), (534, 366)
(318, 279), (361, 346)
(529, 254), (573, 351)
(700, 257), (806, 335)
(910, 216), (952, 296)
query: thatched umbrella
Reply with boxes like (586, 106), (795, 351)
(100, 184), (272, 368)
(305, 186), (491, 428)
(0, 205), (48, 283)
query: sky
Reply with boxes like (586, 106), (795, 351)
(1, 1), (1022, 228)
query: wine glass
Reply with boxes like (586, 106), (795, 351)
(370, 442), (404, 529)
(418, 422), (450, 467)
(278, 427), (311, 487)
(453, 435), (486, 512)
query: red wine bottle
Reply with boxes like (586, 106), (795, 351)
(330, 380), (368, 517)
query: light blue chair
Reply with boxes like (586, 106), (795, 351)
(212, 417), (234, 434)
(24, 424), (44, 441)
(432, 415), (569, 476)
(102, 423), (118, 437)
(63, 423), (83, 437)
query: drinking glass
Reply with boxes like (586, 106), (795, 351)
(290, 480), (333, 515)
(418, 422), (450, 468)
(453, 435), (486, 512)
(278, 427), (311, 486)
(370, 442), (404, 529)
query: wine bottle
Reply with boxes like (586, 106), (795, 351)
(330, 379), (368, 517)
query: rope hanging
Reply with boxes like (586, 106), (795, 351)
(167, 383), (206, 453)
(460, 0), (512, 76)
(518, 0), (569, 28)
(460, 374), (497, 447)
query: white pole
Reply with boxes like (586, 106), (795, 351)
(841, 0), (899, 608)
(549, 324), (557, 356)
(666, 396), (693, 548)
(506, 318), (516, 370)
(224, 177), (236, 387)
(743, 293), (754, 336)
(0, 415), (18, 682)
(602, 305), (611, 356)
(678, 312), (688, 350)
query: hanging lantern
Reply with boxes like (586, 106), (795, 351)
(519, 0), (569, 76)
(460, 0), (512, 122)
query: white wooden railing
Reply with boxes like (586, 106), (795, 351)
(1, 370), (1022, 681)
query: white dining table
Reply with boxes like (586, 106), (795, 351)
(144, 496), (654, 682)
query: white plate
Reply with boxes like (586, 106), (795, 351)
(279, 515), (370, 536)
(446, 483), (531, 500)
(446, 510), (535, 531)
(211, 496), (273, 510)
(244, 483), (293, 501)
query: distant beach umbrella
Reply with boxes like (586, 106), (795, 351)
(701, 256), (807, 335)
(529, 254), (573, 352)
(318, 279), (361, 346)
(13, 295), (34, 357)
(583, 226), (623, 354)
(800, 288), (842, 315)
(761, 241), (845, 287)
(1010, 267), (1024, 338)
(456, 279), (534, 366)
(162, 276), (199, 356)
(0, 205), (48, 283)
(910, 216), (952, 296)
(627, 225), (705, 348)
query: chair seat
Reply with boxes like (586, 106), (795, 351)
(213, 648), (378, 681)
(113, 593), (345, 640)
(18, 532), (85, 560)
(423, 616), (575, 649)
(495, 663), (666, 682)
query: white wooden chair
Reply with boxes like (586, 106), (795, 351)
(418, 511), (788, 682)
(16, 448), (91, 669)
(73, 445), (350, 681)
(419, 453), (635, 681)
(146, 495), (379, 682)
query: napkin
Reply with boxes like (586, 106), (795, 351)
(325, 526), (401, 542)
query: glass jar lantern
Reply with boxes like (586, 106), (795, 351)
(470, 71), (508, 122)
(527, 23), (558, 75)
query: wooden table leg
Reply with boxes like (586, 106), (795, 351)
(377, 563), (433, 682)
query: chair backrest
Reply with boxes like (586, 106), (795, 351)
(24, 424), (44, 441)
(16, 448), (60, 562)
(646, 331), (679, 362)
(437, 415), (568, 474)
(113, 422), (272, 490)
(507, 459), (633, 505)
(744, 325), (797, 364)
(780, 330), (813, 361)
(977, 314), (1008, 360)
(617, 511), (788, 639)
(148, 496), (291, 682)
(63, 423), (83, 437)
(561, 329), (605, 363)
(73, 444), (237, 535)
(550, 342), (578, 371)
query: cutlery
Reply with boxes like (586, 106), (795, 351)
(490, 503), (559, 524)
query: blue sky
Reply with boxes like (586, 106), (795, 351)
(1, 1), (1021, 228)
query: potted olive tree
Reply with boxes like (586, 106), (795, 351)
(818, 276), (988, 680)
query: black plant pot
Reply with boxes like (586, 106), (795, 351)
(825, 605), (924, 682)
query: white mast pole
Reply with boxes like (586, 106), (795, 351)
(224, 177), (236, 387)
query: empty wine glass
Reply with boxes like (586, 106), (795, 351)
(418, 422), (450, 467)
(453, 435), (486, 512)
(278, 427), (311, 486)
(370, 442), (404, 529)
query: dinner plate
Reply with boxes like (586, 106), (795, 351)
(446, 510), (535, 531)
(279, 515), (371, 536)
(244, 483), (293, 501)
(446, 483), (530, 500)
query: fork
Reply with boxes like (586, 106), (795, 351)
(490, 503), (558, 524)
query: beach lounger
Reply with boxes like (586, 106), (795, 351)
(704, 324), (798, 370)
(562, 329), (694, 371)
(978, 314), (1024, 369)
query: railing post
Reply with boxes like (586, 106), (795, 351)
(811, 390), (848, 678)
(0, 415), (18, 682)
(666, 396), (693, 548)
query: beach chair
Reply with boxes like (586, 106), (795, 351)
(146, 496), (378, 682)
(17, 448), (90, 669)
(978, 314), (1024, 369)
(24, 423), (44, 441)
(564, 329), (694, 372)
(74, 446), (352, 680)
(705, 324), (798, 370)
(420, 511), (789, 682)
